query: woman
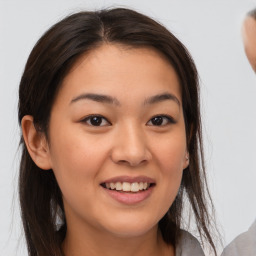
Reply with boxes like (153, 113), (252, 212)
(18, 8), (217, 256)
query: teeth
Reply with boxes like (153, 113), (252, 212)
(131, 182), (139, 192)
(123, 182), (131, 191)
(104, 182), (151, 192)
(116, 182), (122, 191)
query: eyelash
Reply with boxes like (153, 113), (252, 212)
(146, 115), (176, 126)
(80, 114), (175, 127)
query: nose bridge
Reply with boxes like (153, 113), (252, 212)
(111, 121), (151, 166)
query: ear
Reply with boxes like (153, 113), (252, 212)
(21, 115), (52, 170)
(183, 151), (189, 170)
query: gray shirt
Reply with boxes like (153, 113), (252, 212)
(176, 230), (205, 256)
(221, 220), (256, 256)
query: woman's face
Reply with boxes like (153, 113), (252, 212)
(46, 44), (188, 238)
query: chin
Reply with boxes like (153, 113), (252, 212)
(100, 216), (159, 238)
(108, 226), (156, 238)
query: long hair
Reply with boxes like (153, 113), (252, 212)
(18, 8), (217, 255)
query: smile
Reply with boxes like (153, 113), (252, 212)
(102, 182), (152, 192)
(100, 176), (156, 204)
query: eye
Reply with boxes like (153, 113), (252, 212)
(81, 115), (111, 127)
(147, 115), (175, 126)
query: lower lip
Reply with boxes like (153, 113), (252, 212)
(102, 186), (154, 205)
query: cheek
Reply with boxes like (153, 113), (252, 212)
(48, 133), (110, 221)
(160, 143), (184, 191)
(152, 133), (186, 205)
(50, 126), (108, 171)
(48, 129), (109, 199)
(153, 132), (187, 173)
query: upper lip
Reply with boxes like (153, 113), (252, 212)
(101, 175), (156, 184)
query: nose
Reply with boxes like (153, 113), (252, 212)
(110, 123), (152, 167)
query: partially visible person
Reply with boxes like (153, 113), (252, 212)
(222, 221), (256, 256)
(221, 7), (256, 256)
(242, 8), (256, 72)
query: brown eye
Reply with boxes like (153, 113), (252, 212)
(147, 115), (175, 126)
(82, 115), (110, 126)
(151, 116), (164, 126)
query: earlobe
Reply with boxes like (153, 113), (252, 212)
(21, 115), (52, 170)
(183, 152), (189, 170)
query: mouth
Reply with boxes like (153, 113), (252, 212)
(100, 181), (155, 193)
(100, 176), (156, 204)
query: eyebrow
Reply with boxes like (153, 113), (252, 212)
(144, 93), (180, 106)
(70, 92), (180, 107)
(70, 93), (120, 106)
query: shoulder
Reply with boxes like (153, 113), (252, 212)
(175, 230), (205, 256)
(221, 220), (256, 256)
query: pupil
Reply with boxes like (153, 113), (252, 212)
(91, 116), (102, 126)
(152, 116), (163, 126)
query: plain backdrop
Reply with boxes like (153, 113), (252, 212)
(1, 0), (256, 255)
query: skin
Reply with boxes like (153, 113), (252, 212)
(22, 44), (189, 256)
(242, 16), (256, 72)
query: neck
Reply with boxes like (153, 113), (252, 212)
(62, 223), (174, 256)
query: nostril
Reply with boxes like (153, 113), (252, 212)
(115, 159), (146, 167)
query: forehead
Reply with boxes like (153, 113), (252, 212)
(58, 44), (182, 102)
(71, 44), (175, 77)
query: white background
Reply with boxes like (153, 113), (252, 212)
(1, 0), (256, 255)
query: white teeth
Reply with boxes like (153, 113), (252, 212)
(123, 182), (131, 191)
(104, 181), (151, 192)
(110, 183), (115, 189)
(116, 182), (122, 191)
(131, 182), (139, 192)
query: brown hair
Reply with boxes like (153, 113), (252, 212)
(18, 7), (217, 256)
